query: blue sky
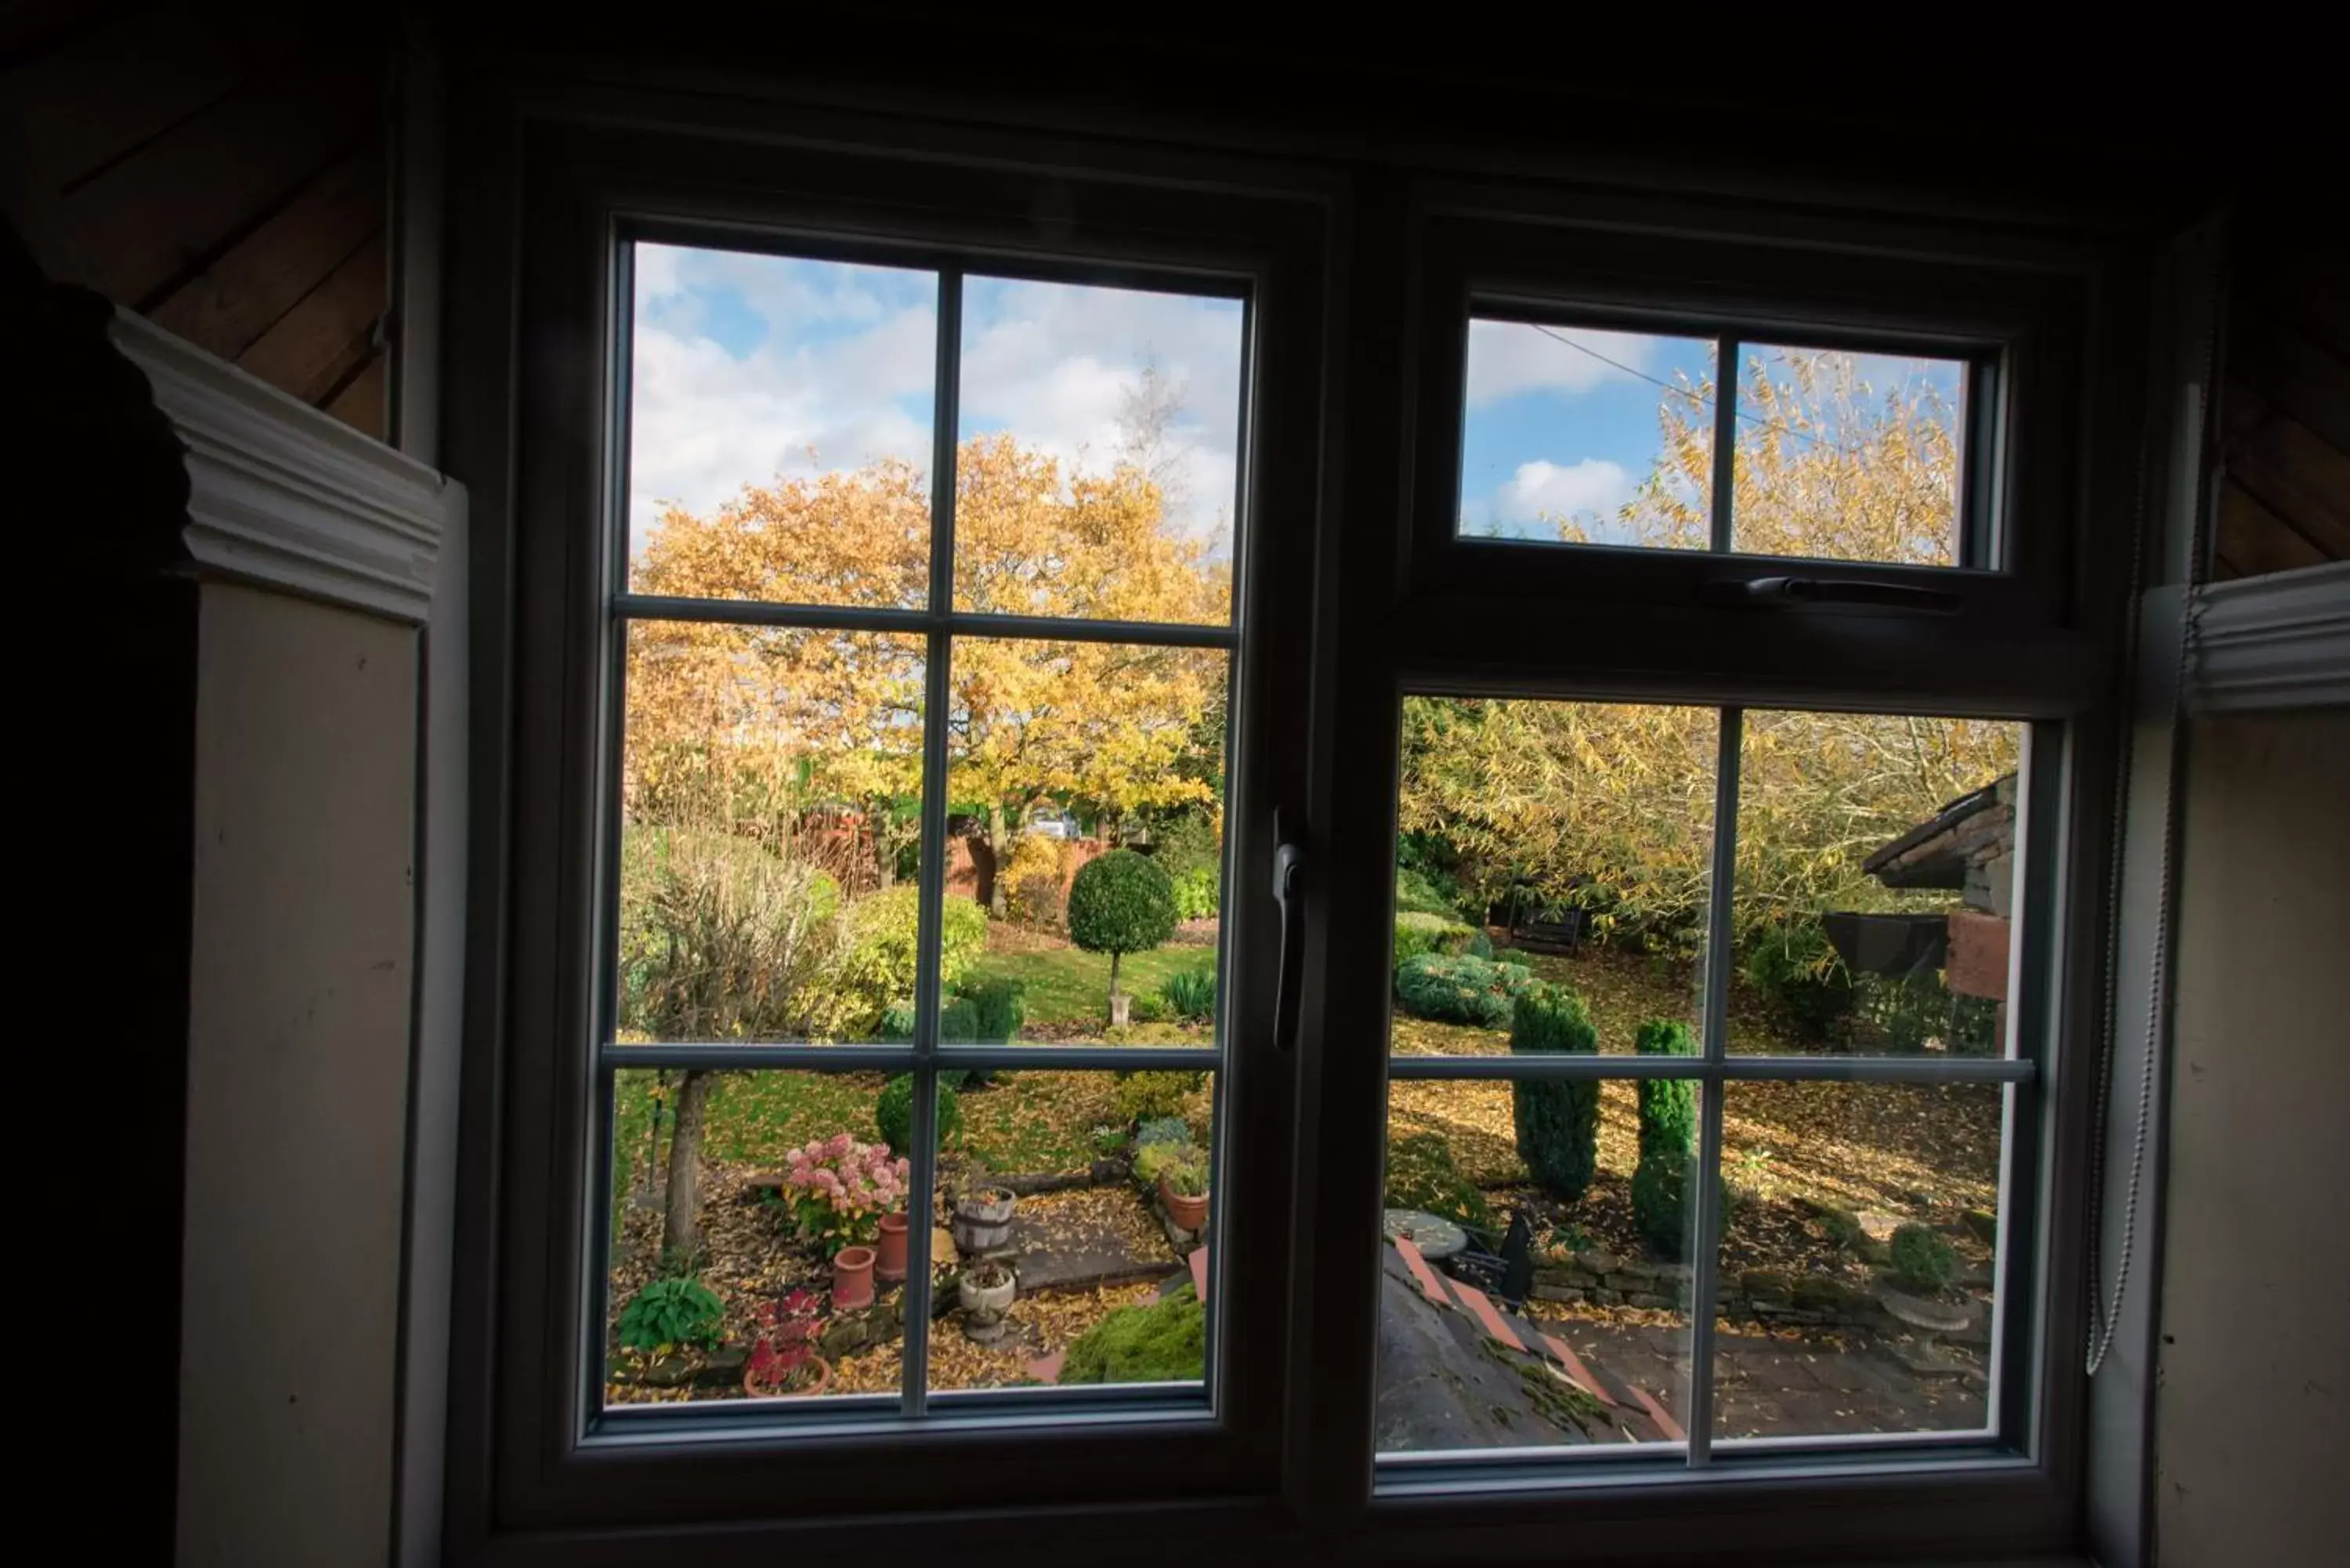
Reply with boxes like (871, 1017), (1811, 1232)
(1459, 320), (1965, 545)
(628, 244), (1245, 553)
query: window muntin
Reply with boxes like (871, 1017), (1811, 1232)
(1456, 313), (1987, 570)
(603, 240), (1246, 1420)
(1375, 696), (2032, 1470)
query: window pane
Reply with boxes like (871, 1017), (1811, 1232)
(1730, 711), (2023, 1057)
(1459, 320), (1715, 551)
(934, 638), (1230, 1047)
(954, 275), (1242, 625)
(1378, 1075), (1700, 1454)
(617, 623), (928, 1046)
(1728, 344), (1969, 565)
(605, 1068), (909, 1408)
(1713, 1081), (2005, 1440)
(1391, 697), (1714, 1056)
(627, 244), (938, 606)
(917, 1069), (1218, 1396)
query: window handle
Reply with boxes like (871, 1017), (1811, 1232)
(1271, 813), (1305, 1054)
(1714, 575), (1963, 615)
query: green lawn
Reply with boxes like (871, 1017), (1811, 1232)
(966, 942), (1213, 1030)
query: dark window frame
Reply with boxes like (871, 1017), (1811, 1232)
(439, 81), (2142, 1566)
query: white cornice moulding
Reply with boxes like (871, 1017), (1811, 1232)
(2189, 561), (2350, 714)
(110, 309), (463, 623)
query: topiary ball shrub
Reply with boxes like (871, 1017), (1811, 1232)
(1509, 982), (1601, 1201)
(1058, 1284), (1206, 1384)
(1889, 1223), (1960, 1293)
(875, 1073), (963, 1157)
(1629, 1143), (1728, 1259)
(1067, 849), (1179, 1017)
(1383, 1129), (1495, 1235)
(1394, 953), (1532, 1027)
(1632, 1018), (1698, 1158)
(1159, 965), (1217, 1021)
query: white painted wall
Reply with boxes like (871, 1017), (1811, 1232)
(179, 584), (418, 1568)
(2154, 707), (2350, 1564)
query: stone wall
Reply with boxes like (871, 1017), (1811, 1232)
(1531, 1246), (1991, 1347)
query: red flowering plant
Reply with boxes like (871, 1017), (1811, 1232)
(780, 1132), (909, 1257)
(744, 1288), (828, 1396)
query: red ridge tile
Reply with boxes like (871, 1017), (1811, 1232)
(1393, 1236), (1452, 1306)
(1627, 1382), (1687, 1443)
(1448, 1280), (1526, 1353)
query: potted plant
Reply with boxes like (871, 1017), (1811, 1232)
(958, 1259), (1017, 1343)
(743, 1288), (832, 1398)
(874, 1211), (910, 1283)
(779, 1132), (909, 1265)
(832, 1245), (877, 1311)
(951, 1184), (1018, 1255)
(1159, 1154), (1209, 1232)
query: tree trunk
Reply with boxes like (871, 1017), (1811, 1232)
(1108, 950), (1128, 1025)
(663, 1069), (716, 1266)
(986, 802), (1012, 918)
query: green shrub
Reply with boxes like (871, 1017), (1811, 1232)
(834, 887), (987, 1035)
(1112, 1070), (1206, 1126)
(1394, 953), (1532, 1027)
(1742, 919), (1854, 1039)
(1395, 864), (1469, 920)
(1128, 992), (1172, 1024)
(1394, 910), (1478, 964)
(875, 1074), (964, 1157)
(1466, 927), (1494, 959)
(1889, 1223), (1959, 1293)
(1632, 1018), (1697, 1158)
(1068, 850), (1179, 1010)
(1491, 945), (1537, 966)
(959, 977), (1027, 1043)
(1383, 1129), (1494, 1234)
(1059, 1284), (1205, 1384)
(1509, 982), (1602, 1200)
(1134, 1115), (1194, 1151)
(1629, 1143), (1726, 1259)
(1170, 865), (1220, 922)
(1159, 966), (1217, 1021)
(616, 1276), (725, 1352)
(1133, 1140), (1202, 1185)
(877, 995), (981, 1044)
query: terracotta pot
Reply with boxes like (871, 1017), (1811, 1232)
(832, 1245), (877, 1312)
(1160, 1173), (1209, 1231)
(875, 1213), (909, 1282)
(743, 1353), (832, 1400)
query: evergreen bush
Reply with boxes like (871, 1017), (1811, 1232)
(1509, 982), (1601, 1201)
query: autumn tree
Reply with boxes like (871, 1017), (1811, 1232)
(627, 437), (1229, 911)
(1399, 351), (2016, 947)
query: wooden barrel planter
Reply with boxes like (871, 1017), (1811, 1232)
(951, 1186), (1018, 1255)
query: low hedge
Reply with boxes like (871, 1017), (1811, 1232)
(1394, 953), (1535, 1027)
(1393, 910), (1480, 965)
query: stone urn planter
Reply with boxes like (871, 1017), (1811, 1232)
(959, 1260), (1017, 1343)
(1159, 1172), (1209, 1232)
(951, 1186), (1018, 1255)
(874, 1212), (909, 1282)
(832, 1245), (877, 1312)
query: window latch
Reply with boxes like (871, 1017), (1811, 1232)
(1271, 813), (1305, 1054)
(1712, 575), (1963, 615)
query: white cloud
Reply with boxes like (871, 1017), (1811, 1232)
(1464, 320), (1665, 406)
(626, 244), (1247, 551)
(1495, 457), (1632, 524)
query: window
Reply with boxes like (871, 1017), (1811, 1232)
(457, 109), (2121, 1565)
(1376, 699), (2036, 1468)
(1457, 319), (1987, 568)
(606, 245), (1249, 1414)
